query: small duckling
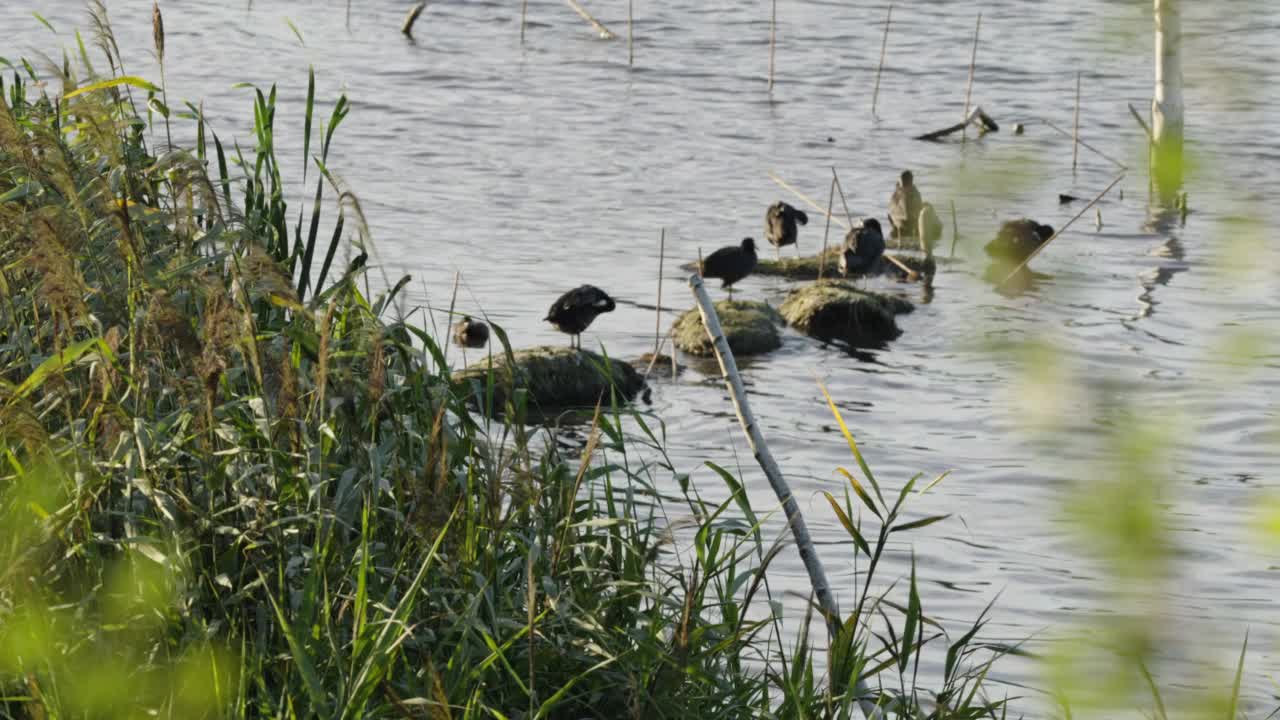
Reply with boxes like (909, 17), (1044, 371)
(888, 170), (923, 240)
(451, 315), (490, 349)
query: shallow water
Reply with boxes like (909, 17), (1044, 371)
(6, 0), (1280, 712)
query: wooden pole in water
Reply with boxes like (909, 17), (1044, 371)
(402, 2), (428, 36)
(870, 3), (892, 116)
(654, 228), (665, 355)
(819, 176), (835, 281)
(961, 12), (981, 143)
(520, 0), (528, 43)
(1152, 0), (1184, 200)
(628, 0), (634, 65)
(688, 275), (883, 720)
(999, 174), (1124, 286)
(768, 0), (777, 91)
(1072, 71), (1082, 172)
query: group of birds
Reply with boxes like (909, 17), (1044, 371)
(451, 170), (1057, 354)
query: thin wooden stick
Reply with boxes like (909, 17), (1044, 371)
(688, 275), (882, 720)
(768, 0), (777, 91)
(1128, 102), (1154, 141)
(1000, 174), (1124, 285)
(830, 166), (855, 227)
(521, 0), (528, 42)
(402, 2), (428, 36)
(961, 12), (981, 143)
(1072, 71), (1082, 172)
(346, 0), (352, 28)
(819, 176), (835, 281)
(948, 199), (959, 258)
(654, 228), (665, 355)
(628, 0), (634, 65)
(565, 0), (617, 39)
(1043, 120), (1128, 169)
(871, 4), (893, 116)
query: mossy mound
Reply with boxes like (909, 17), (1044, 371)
(454, 346), (644, 416)
(672, 300), (782, 357)
(779, 281), (913, 348)
(753, 249), (935, 282)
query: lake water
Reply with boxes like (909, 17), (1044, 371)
(6, 0), (1280, 712)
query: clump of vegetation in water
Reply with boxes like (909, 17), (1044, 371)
(0, 27), (1015, 718)
(454, 345), (644, 417)
(672, 299), (782, 356)
(780, 281), (913, 347)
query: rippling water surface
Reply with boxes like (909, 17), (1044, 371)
(7, 0), (1280, 711)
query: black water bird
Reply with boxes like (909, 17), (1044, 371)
(544, 285), (616, 349)
(765, 202), (809, 257)
(839, 219), (885, 276)
(984, 219), (1055, 263)
(888, 170), (923, 239)
(451, 315), (490, 349)
(700, 237), (757, 298)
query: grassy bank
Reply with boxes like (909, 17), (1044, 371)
(0, 21), (1016, 719)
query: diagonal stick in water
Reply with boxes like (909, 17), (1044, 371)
(1044, 119), (1128, 170)
(1000, 174), (1125, 286)
(565, 0), (616, 39)
(870, 3), (893, 116)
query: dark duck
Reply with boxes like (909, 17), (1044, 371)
(451, 315), (490, 349)
(764, 202), (808, 257)
(544, 285), (616, 349)
(888, 170), (923, 240)
(839, 219), (885, 276)
(984, 219), (1055, 263)
(700, 237), (757, 298)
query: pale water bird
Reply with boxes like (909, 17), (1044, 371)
(544, 285), (616, 349)
(918, 202), (943, 254)
(700, 237), (758, 299)
(888, 170), (923, 240)
(451, 315), (489, 349)
(984, 219), (1055, 263)
(839, 219), (885, 276)
(764, 202), (808, 257)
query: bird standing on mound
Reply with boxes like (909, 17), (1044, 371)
(452, 315), (490, 349)
(839, 219), (885, 276)
(984, 219), (1055, 263)
(765, 202), (808, 258)
(700, 237), (758, 299)
(545, 285), (616, 349)
(888, 170), (923, 240)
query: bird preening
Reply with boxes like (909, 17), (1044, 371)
(765, 202), (808, 258)
(545, 284), (616, 349)
(700, 237), (758, 299)
(451, 315), (490, 349)
(839, 218), (885, 277)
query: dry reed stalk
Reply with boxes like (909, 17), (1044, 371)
(654, 228), (665, 355)
(1043, 119), (1127, 169)
(1000, 173), (1124, 285)
(768, 0), (777, 90)
(152, 2), (172, 149)
(402, 2), (427, 36)
(565, 0), (617, 39)
(871, 4), (893, 115)
(819, 176), (835, 281)
(948, 198), (959, 258)
(442, 270), (460, 360)
(1072, 70), (1082, 172)
(628, 0), (634, 65)
(961, 12), (981, 143)
(521, 0), (529, 42)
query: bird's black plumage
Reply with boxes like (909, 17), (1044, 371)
(888, 170), (923, 239)
(701, 238), (757, 296)
(765, 202), (809, 255)
(544, 285), (616, 349)
(839, 219), (886, 276)
(451, 315), (490, 349)
(984, 219), (1054, 262)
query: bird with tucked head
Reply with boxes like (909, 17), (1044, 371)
(765, 202), (809, 258)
